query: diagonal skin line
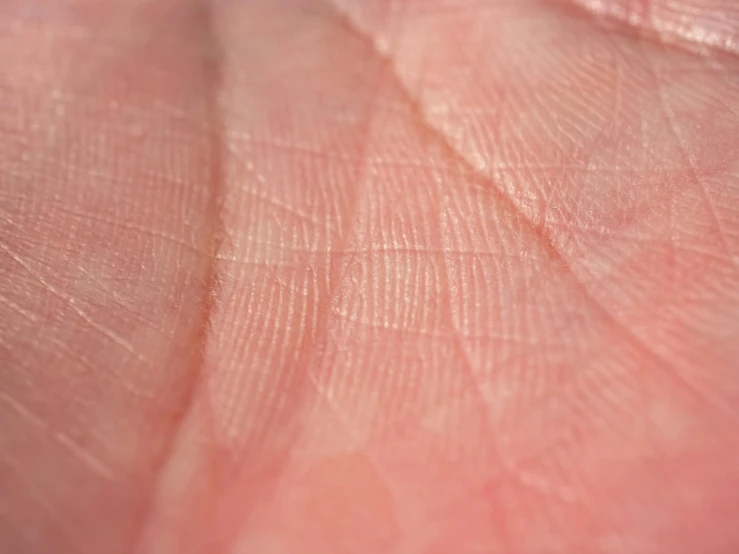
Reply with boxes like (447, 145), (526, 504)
(564, 0), (739, 62)
(283, 0), (402, 499)
(324, 5), (568, 547)
(0, 241), (150, 365)
(124, 1), (736, 548)
(325, 1), (738, 419)
(295, 0), (395, 417)
(0, 390), (115, 480)
(434, 202), (520, 551)
(399, 4), (519, 545)
(651, 59), (738, 271)
(126, 1), (226, 552)
(130, 3), (412, 550)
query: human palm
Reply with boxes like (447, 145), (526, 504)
(2, 1), (739, 553)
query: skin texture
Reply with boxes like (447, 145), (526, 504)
(1, 0), (739, 552)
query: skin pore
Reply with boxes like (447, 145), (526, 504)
(1, 0), (739, 552)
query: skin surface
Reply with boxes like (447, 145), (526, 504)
(1, 0), (739, 552)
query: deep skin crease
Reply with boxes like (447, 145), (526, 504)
(2, 0), (739, 553)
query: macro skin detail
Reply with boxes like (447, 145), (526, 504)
(1, 0), (739, 553)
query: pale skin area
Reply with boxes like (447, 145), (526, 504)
(1, 0), (739, 552)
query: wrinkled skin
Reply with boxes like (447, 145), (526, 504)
(1, 0), (739, 552)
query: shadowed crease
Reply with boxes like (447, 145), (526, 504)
(126, 0), (226, 552)
(322, 0), (737, 437)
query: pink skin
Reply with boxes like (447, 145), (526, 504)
(1, 0), (739, 552)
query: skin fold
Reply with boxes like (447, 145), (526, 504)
(1, 0), (738, 552)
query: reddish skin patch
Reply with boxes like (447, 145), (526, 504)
(1, 0), (739, 553)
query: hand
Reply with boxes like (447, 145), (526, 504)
(2, 1), (738, 552)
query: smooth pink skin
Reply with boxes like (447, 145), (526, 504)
(1, 0), (739, 552)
